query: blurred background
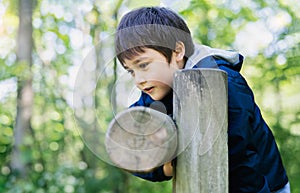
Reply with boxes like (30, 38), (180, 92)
(0, 0), (299, 192)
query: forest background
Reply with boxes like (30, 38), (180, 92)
(0, 0), (299, 192)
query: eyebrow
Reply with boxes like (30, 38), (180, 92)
(132, 57), (149, 65)
(123, 57), (150, 69)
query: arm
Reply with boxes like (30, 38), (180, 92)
(222, 65), (271, 192)
(129, 93), (174, 182)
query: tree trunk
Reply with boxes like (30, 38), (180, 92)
(11, 0), (33, 176)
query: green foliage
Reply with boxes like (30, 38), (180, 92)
(0, 0), (299, 192)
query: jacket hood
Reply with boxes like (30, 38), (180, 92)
(185, 44), (243, 71)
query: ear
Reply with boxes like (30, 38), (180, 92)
(174, 41), (185, 62)
(172, 41), (185, 68)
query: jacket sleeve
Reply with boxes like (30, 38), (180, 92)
(224, 66), (271, 193)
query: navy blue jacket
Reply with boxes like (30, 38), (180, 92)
(129, 55), (288, 193)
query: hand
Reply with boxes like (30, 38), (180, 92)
(163, 161), (173, 176)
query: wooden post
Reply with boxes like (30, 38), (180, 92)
(173, 69), (228, 193)
(105, 106), (177, 172)
(105, 69), (228, 192)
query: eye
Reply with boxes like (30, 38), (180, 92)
(139, 63), (148, 69)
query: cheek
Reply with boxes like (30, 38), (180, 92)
(152, 78), (173, 90)
(152, 77), (172, 87)
(153, 70), (174, 85)
(163, 72), (174, 87)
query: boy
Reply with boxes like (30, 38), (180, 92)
(114, 7), (290, 193)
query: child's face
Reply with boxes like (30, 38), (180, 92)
(123, 48), (184, 100)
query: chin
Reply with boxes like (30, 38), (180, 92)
(150, 96), (160, 100)
(150, 95), (165, 101)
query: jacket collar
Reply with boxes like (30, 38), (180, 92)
(185, 44), (243, 71)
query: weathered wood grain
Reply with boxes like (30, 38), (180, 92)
(173, 69), (228, 193)
(105, 106), (177, 172)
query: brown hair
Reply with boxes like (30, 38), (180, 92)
(115, 7), (194, 65)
